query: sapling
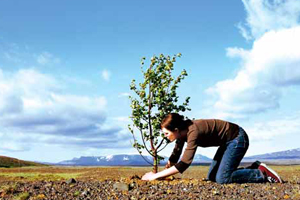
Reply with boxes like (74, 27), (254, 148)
(128, 53), (191, 173)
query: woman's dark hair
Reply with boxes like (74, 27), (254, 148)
(161, 113), (192, 131)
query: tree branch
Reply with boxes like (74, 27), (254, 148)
(158, 142), (169, 153)
(130, 137), (153, 166)
(138, 126), (154, 157)
(156, 137), (165, 151)
(139, 153), (154, 166)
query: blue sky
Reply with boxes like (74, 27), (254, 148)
(1, 0), (300, 162)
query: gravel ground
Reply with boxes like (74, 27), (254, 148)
(0, 166), (300, 199)
(1, 177), (300, 199)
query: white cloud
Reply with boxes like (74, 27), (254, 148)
(205, 0), (300, 120)
(0, 69), (131, 154)
(101, 69), (111, 81)
(113, 116), (130, 123)
(242, 112), (300, 155)
(226, 47), (249, 59)
(0, 132), (32, 152)
(246, 116), (300, 142)
(239, 0), (300, 40)
(118, 92), (130, 97)
(236, 23), (252, 41)
(0, 43), (25, 64)
(197, 0), (300, 157)
(36, 52), (61, 65)
(0, 42), (61, 67)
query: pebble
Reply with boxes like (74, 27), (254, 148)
(113, 182), (129, 191)
(66, 178), (76, 184)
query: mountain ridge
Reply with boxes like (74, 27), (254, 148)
(0, 155), (46, 168)
(242, 148), (300, 164)
(57, 147), (300, 166)
(57, 154), (212, 166)
(244, 148), (300, 159)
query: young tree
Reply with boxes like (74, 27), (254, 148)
(128, 53), (191, 173)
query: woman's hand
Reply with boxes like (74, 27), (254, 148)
(165, 160), (176, 169)
(142, 166), (179, 181)
(142, 171), (157, 181)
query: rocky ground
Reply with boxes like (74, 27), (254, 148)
(0, 166), (299, 199)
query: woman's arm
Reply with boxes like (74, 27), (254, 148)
(168, 139), (185, 164)
(142, 166), (179, 181)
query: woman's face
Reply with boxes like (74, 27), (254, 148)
(162, 127), (180, 142)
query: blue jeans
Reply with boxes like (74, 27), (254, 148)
(207, 127), (265, 184)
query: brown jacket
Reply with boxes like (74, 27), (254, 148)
(169, 119), (239, 173)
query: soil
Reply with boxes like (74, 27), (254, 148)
(0, 166), (299, 199)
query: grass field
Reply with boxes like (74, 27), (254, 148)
(1, 165), (300, 182)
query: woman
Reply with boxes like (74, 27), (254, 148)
(142, 113), (282, 184)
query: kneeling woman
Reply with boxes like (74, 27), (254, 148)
(142, 113), (282, 184)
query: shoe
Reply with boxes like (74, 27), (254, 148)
(246, 160), (261, 169)
(258, 163), (282, 183)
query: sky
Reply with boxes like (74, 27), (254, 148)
(0, 0), (300, 163)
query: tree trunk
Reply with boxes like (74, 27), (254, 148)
(153, 151), (158, 173)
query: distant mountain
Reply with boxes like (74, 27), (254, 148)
(0, 155), (46, 168)
(193, 154), (212, 162)
(245, 148), (300, 160)
(243, 148), (300, 164)
(58, 155), (153, 166)
(57, 154), (212, 166)
(57, 148), (300, 166)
